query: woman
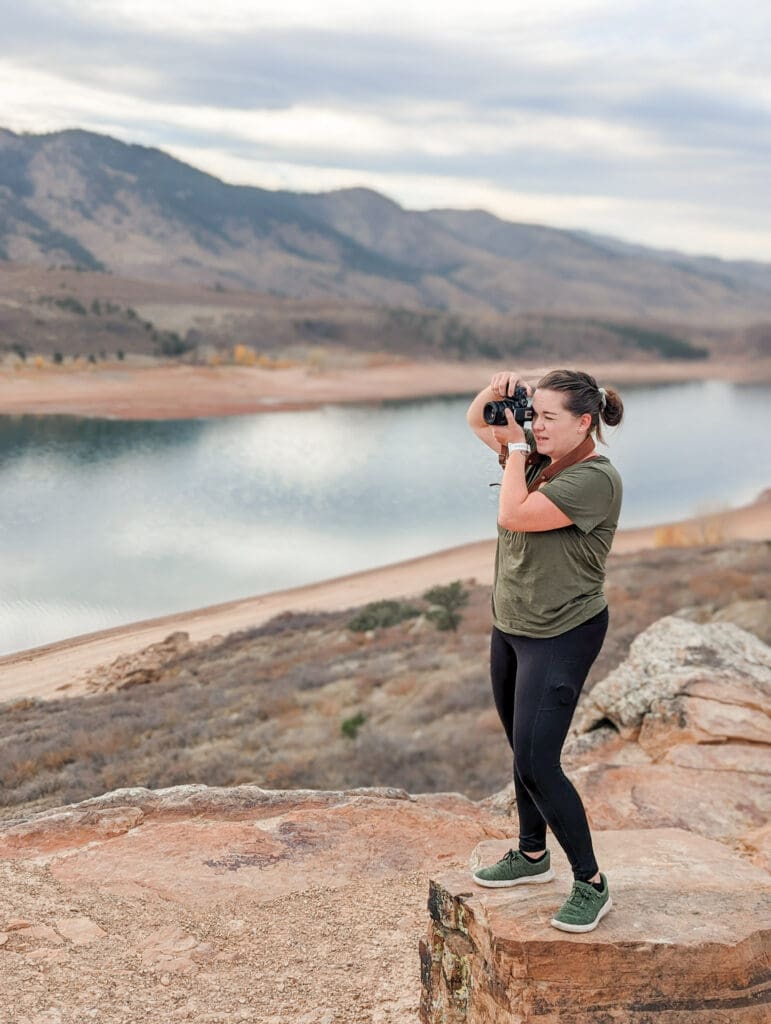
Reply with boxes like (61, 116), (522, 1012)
(466, 368), (623, 933)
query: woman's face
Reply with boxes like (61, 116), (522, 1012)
(531, 389), (591, 459)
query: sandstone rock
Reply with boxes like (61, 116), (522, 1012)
(0, 786), (502, 908)
(116, 668), (157, 689)
(0, 782), (423, 834)
(573, 616), (771, 738)
(54, 916), (107, 945)
(656, 739), (765, 772)
(140, 924), (205, 974)
(0, 806), (144, 851)
(576, 763), (769, 843)
(83, 631), (194, 694)
(161, 957), (196, 975)
(536, 617), (771, 849)
(5, 918), (32, 930)
(21, 924), (62, 944)
(712, 598), (771, 644)
(421, 829), (771, 1023)
(676, 598), (771, 644)
(741, 823), (771, 873)
(636, 689), (771, 760)
(25, 947), (68, 963)
(0, 784), (503, 1020)
(190, 941), (217, 963)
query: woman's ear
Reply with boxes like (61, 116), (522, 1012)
(579, 412), (592, 434)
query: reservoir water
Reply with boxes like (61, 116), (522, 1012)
(0, 380), (769, 655)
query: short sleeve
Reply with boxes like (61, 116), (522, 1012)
(539, 464), (615, 534)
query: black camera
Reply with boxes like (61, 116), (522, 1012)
(483, 385), (533, 426)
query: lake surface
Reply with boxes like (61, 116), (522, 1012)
(1, 380), (769, 655)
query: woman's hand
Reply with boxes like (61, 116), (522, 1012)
(491, 408), (526, 446)
(467, 370), (534, 455)
(490, 371), (533, 398)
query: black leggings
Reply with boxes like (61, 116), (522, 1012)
(490, 606), (608, 881)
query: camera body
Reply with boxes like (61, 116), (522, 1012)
(483, 385), (533, 426)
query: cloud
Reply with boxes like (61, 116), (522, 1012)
(1, 0), (770, 259)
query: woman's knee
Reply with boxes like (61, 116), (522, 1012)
(514, 747), (559, 793)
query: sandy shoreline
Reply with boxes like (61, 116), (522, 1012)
(0, 490), (768, 706)
(1, 356), (769, 420)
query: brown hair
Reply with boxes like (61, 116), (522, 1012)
(536, 369), (623, 444)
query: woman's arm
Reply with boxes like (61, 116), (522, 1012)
(496, 437), (574, 532)
(467, 369), (571, 531)
(492, 407), (574, 532)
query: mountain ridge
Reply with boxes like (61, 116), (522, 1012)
(2, 126), (770, 326)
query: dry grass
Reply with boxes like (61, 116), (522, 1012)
(654, 516), (728, 547)
(0, 541), (768, 821)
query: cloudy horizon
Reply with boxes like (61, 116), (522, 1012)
(2, 0), (770, 261)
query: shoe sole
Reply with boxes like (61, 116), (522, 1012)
(550, 895), (613, 932)
(472, 867), (555, 888)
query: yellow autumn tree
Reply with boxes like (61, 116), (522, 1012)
(233, 344), (257, 366)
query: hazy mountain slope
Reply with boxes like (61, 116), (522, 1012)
(423, 208), (770, 320)
(0, 129), (420, 298)
(1, 127), (770, 324)
(570, 227), (771, 293)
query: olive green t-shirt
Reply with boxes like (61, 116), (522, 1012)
(492, 454), (623, 638)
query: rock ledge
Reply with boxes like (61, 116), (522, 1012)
(420, 828), (771, 1023)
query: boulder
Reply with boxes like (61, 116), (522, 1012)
(572, 616), (771, 739)
(679, 599), (771, 645)
(421, 829), (771, 1023)
(552, 617), (771, 847)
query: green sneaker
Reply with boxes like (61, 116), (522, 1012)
(472, 848), (554, 888)
(550, 873), (612, 932)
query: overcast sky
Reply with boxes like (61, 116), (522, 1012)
(2, 0), (770, 260)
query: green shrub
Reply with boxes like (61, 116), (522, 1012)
(341, 712), (366, 739)
(347, 599), (419, 632)
(53, 351), (63, 364)
(423, 581), (470, 631)
(54, 296), (87, 315)
(155, 331), (194, 357)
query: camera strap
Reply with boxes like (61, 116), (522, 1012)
(526, 435), (596, 492)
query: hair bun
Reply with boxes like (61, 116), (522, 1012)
(601, 386), (624, 427)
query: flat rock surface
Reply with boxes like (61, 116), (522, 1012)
(423, 829), (771, 1023)
(0, 784), (509, 1024)
(464, 829), (769, 945)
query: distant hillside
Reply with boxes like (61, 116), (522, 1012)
(2, 126), (770, 327)
(7, 261), (757, 364)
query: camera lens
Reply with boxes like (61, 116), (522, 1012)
(483, 401), (501, 425)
